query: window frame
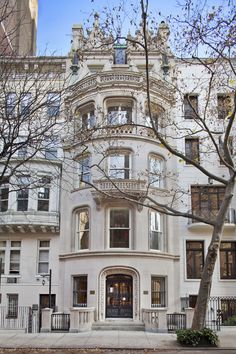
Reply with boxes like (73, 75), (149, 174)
(20, 93), (31, 116)
(77, 155), (91, 188)
(47, 92), (60, 117)
(9, 241), (21, 275)
(37, 178), (51, 212)
(149, 211), (163, 251)
(149, 154), (164, 188)
(37, 240), (50, 275)
(7, 294), (18, 318)
(184, 94), (198, 119)
(73, 275), (87, 307)
(0, 241), (6, 274)
(6, 92), (17, 117)
(186, 240), (204, 279)
(217, 94), (231, 119)
(108, 152), (131, 180)
(220, 242), (236, 279)
(0, 178), (9, 212)
(17, 176), (30, 212)
(75, 208), (90, 251)
(108, 207), (131, 249)
(114, 46), (127, 65)
(151, 276), (166, 307)
(185, 138), (200, 164)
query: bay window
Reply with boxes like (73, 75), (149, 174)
(75, 209), (89, 250)
(108, 152), (130, 179)
(149, 155), (164, 188)
(77, 155), (91, 187)
(150, 211), (163, 251)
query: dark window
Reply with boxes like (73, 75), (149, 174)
(151, 277), (166, 307)
(47, 93), (60, 117)
(73, 276), (87, 307)
(189, 295), (198, 308)
(185, 138), (200, 163)
(108, 153), (130, 179)
(220, 242), (236, 279)
(7, 294), (18, 318)
(76, 209), (89, 250)
(217, 94), (231, 119)
(17, 176), (30, 212)
(186, 241), (204, 279)
(44, 137), (58, 160)
(110, 209), (130, 248)
(0, 178), (9, 212)
(114, 47), (127, 64)
(0, 241), (6, 274)
(191, 185), (225, 220)
(184, 94), (198, 119)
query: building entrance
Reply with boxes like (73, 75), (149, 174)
(106, 274), (133, 318)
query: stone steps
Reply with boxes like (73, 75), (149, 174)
(92, 321), (145, 331)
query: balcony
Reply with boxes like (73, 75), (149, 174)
(0, 210), (60, 233)
(187, 208), (236, 230)
(91, 179), (147, 210)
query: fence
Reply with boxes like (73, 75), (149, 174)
(51, 313), (70, 332)
(167, 313), (186, 332)
(206, 296), (236, 331)
(0, 306), (36, 332)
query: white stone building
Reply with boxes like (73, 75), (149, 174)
(0, 15), (235, 332)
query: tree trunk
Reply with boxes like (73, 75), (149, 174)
(191, 180), (235, 329)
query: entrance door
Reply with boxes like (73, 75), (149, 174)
(106, 274), (133, 318)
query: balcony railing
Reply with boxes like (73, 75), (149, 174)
(188, 208), (236, 225)
(91, 179), (147, 210)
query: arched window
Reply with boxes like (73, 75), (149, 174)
(149, 155), (164, 188)
(75, 103), (95, 130)
(145, 102), (164, 130)
(106, 99), (134, 125)
(75, 208), (90, 250)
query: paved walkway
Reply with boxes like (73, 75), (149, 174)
(0, 328), (235, 351)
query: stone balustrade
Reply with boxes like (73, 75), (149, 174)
(142, 308), (168, 332)
(69, 307), (95, 332)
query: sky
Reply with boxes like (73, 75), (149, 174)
(36, 0), (182, 55)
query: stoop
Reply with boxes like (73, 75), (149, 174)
(92, 321), (145, 331)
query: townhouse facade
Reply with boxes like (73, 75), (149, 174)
(0, 14), (235, 331)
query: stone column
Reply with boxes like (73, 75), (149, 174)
(185, 307), (194, 328)
(40, 308), (53, 332)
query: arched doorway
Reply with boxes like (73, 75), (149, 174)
(106, 274), (133, 318)
(99, 266), (140, 321)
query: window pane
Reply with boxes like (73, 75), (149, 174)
(110, 209), (129, 228)
(186, 241), (204, 279)
(110, 229), (129, 248)
(73, 276), (87, 307)
(77, 210), (89, 250)
(40, 240), (50, 247)
(220, 242), (236, 279)
(7, 294), (18, 318)
(151, 277), (165, 307)
(38, 263), (49, 274)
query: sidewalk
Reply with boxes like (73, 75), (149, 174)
(0, 328), (235, 351)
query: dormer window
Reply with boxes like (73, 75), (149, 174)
(114, 46), (127, 64)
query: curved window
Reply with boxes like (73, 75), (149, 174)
(145, 102), (164, 130)
(75, 209), (89, 250)
(109, 208), (130, 248)
(106, 99), (133, 125)
(76, 155), (91, 188)
(76, 103), (95, 130)
(149, 155), (164, 188)
(108, 152), (130, 179)
(150, 211), (163, 251)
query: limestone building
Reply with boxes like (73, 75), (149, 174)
(0, 14), (235, 332)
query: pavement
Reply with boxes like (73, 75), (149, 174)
(0, 327), (235, 352)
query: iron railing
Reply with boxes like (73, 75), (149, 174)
(167, 313), (186, 332)
(51, 313), (70, 332)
